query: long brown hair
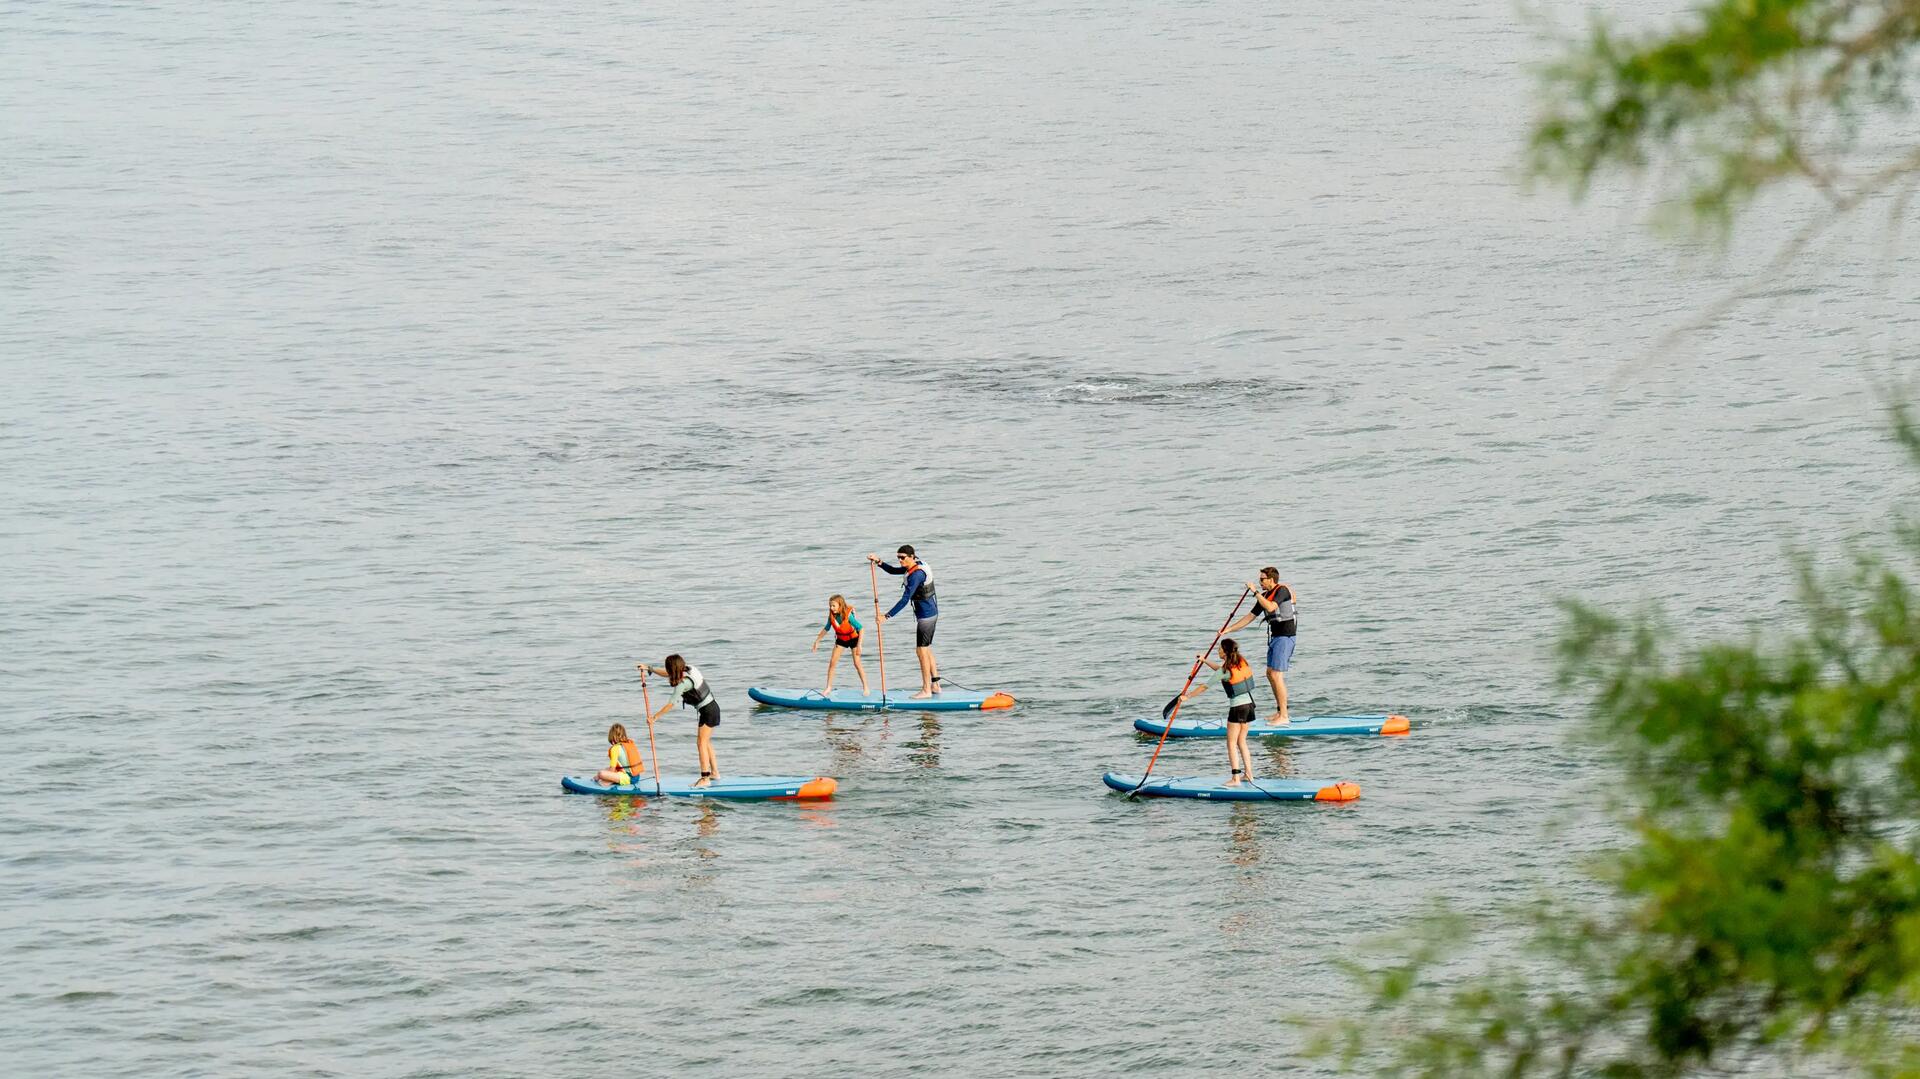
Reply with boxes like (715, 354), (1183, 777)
(664, 654), (688, 684)
(608, 723), (629, 744)
(828, 594), (848, 618)
(1220, 638), (1249, 674)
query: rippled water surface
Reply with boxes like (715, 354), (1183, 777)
(6, 1), (1919, 1075)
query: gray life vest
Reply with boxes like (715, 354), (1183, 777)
(906, 562), (936, 607)
(678, 666), (715, 711)
(1261, 583), (1296, 635)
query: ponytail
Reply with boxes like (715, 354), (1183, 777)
(1219, 638), (1249, 674)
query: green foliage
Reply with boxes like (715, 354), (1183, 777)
(1314, 417), (1920, 1076)
(1528, 0), (1920, 232)
(1324, 6), (1920, 1070)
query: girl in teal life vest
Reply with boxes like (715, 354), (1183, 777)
(594, 722), (648, 786)
(808, 593), (871, 694)
(1174, 638), (1261, 786)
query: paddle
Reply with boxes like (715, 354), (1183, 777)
(637, 666), (663, 797)
(1128, 587), (1252, 798)
(1160, 691), (1185, 722)
(870, 557), (889, 707)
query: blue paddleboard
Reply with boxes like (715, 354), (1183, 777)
(1102, 772), (1361, 802)
(1132, 713), (1410, 739)
(560, 775), (837, 800)
(747, 686), (1016, 713)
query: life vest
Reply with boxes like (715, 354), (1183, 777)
(609, 739), (644, 774)
(676, 666), (716, 711)
(904, 562), (936, 607)
(829, 607), (860, 645)
(1222, 657), (1257, 702)
(1260, 582), (1296, 635)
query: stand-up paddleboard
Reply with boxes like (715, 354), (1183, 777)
(747, 686), (1016, 713)
(560, 775), (838, 800)
(1132, 714), (1410, 739)
(1103, 772), (1361, 802)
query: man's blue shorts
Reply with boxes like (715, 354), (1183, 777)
(1266, 634), (1296, 672)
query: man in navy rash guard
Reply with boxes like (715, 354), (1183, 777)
(868, 544), (940, 698)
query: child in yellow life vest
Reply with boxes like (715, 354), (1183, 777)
(808, 594), (871, 694)
(1174, 638), (1261, 787)
(594, 723), (648, 786)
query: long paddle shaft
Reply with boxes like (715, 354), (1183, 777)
(870, 559), (888, 703)
(1129, 588), (1253, 797)
(639, 669), (663, 797)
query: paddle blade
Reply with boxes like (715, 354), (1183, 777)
(1162, 695), (1183, 721)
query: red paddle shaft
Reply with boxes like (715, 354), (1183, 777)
(639, 669), (663, 796)
(1130, 588), (1253, 795)
(870, 559), (888, 702)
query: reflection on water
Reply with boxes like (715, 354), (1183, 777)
(816, 709), (941, 770)
(1226, 804), (1262, 870)
(1259, 742), (1296, 778)
(795, 805), (838, 830)
(908, 715), (941, 771)
(694, 803), (721, 843)
(682, 804), (722, 888)
(603, 793), (652, 825)
(1220, 804), (1271, 936)
(601, 795), (658, 871)
(824, 715), (887, 769)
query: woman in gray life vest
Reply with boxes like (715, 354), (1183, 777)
(1219, 566), (1297, 724)
(867, 544), (941, 699)
(637, 654), (722, 786)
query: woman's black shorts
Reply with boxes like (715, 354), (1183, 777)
(697, 703), (722, 728)
(1226, 702), (1256, 725)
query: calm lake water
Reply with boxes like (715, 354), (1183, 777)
(5, 1), (1917, 1075)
